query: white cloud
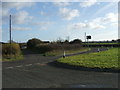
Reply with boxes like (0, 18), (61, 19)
(2, 2), (35, 24)
(13, 11), (33, 24)
(87, 22), (105, 29)
(69, 22), (105, 30)
(91, 13), (118, 24)
(68, 12), (117, 30)
(59, 8), (80, 20)
(71, 22), (86, 29)
(2, 2), (35, 10)
(12, 27), (31, 30)
(53, 2), (70, 7)
(80, 0), (97, 7)
(103, 13), (118, 23)
(31, 21), (55, 30)
(2, 2), (35, 18)
(32, 21), (54, 26)
(39, 27), (48, 30)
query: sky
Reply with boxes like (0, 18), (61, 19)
(1, 0), (118, 43)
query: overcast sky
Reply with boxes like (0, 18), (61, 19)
(1, 0), (118, 42)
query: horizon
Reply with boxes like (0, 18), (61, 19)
(1, 1), (118, 42)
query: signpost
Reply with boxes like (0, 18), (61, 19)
(86, 35), (91, 50)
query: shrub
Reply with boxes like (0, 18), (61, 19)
(27, 38), (43, 49)
(35, 44), (53, 53)
(35, 43), (82, 53)
(2, 43), (21, 56)
(70, 39), (82, 44)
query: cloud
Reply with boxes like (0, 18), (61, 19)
(87, 22), (105, 29)
(53, 2), (70, 7)
(31, 21), (55, 30)
(70, 22), (86, 29)
(2, 2), (35, 10)
(2, 0), (35, 2)
(69, 22), (105, 30)
(59, 8), (80, 20)
(39, 27), (48, 30)
(32, 21), (54, 26)
(80, 0), (97, 7)
(2, 2), (35, 18)
(102, 13), (118, 23)
(12, 27), (31, 30)
(68, 12), (117, 30)
(12, 11), (33, 24)
(91, 13), (118, 24)
(2, 2), (35, 24)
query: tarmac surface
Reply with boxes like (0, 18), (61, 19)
(2, 48), (119, 88)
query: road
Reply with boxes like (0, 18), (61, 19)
(2, 48), (119, 88)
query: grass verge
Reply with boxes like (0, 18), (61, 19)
(2, 53), (23, 62)
(57, 48), (119, 70)
(43, 48), (90, 56)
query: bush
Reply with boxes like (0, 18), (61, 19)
(27, 38), (43, 49)
(2, 43), (21, 56)
(70, 39), (82, 44)
(35, 44), (53, 53)
(35, 43), (82, 53)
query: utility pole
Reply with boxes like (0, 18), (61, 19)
(85, 32), (86, 47)
(85, 32), (86, 42)
(10, 15), (12, 44)
(9, 15), (12, 58)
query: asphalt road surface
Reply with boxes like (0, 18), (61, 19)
(2, 48), (119, 88)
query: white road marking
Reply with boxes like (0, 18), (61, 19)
(103, 73), (113, 75)
(35, 63), (40, 65)
(25, 64), (32, 66)
(15, 65), (23, 68)
(4, 62), (47, 70)
(80, 85), (86, 87)
(35, 63), (47, 66)
(6, 67), (13, 69)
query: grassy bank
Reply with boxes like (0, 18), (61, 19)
(57, 48), (119, 69)
(2, 54), (23, 62)
(43, 48), (89, 56)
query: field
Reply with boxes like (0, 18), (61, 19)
(57, 48), (119, 69)
(82, 42), (118, 45)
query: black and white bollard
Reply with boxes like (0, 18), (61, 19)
(63, 51), (66, 58)
(98, 48), (100, 52)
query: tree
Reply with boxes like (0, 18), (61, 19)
(27, 38), (43, 49)
(70, 39), (82, 44)
(117, 39), (120, 43)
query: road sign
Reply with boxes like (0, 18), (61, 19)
(87, 36), (91, 39)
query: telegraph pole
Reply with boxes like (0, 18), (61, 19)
(9, 15), (12, 58)
(85, 32), (86, 42)
(10, 15), (12, 44)
(84, 32), (86, 47)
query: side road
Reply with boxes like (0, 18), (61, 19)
(2, 47), (108, 68)
(2, 47), (118, 88)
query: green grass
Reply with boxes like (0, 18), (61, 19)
(82, 43), (119, 45)
(2, 54), (23, 62)
(57, 48), (119, 69)
(43, 48), (90, 56)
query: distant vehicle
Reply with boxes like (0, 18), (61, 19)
(21, 46), (27, 49)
